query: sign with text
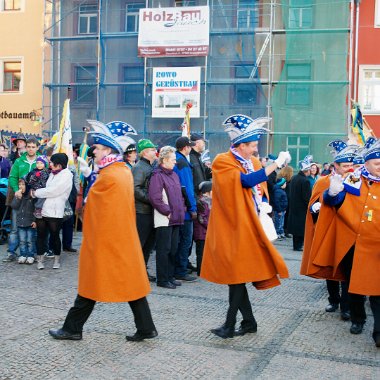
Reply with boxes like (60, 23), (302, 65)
(152, 67), (201, 118)
(138, 6), (209, 57)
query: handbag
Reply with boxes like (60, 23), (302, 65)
(258, 202), (278, 242)
(62, 200), (74, 221)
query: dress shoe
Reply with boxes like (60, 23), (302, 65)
(157, 282), (176, 289)
(63, 247), (77, 253)
(169, 279), (182, 286)
(373, 332), (380, 348)
(148, 274), (156, 282)
(175, 275), (197, 282)
(325, 303), (339, 312)
(285, 233), (292, 238)
(211, 325), (235, 339)
(350, 322), (364, 334)
(234, 324), (257, 336)
(293, 247), (303, 252)
(49, 328), (82, 340)
(340, 311), (351, 321)
(126, 330), (158, 342)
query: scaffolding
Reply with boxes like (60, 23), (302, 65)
(43, 0), (352, 163)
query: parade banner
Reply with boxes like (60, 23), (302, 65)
(152, 67), (201, 118)
(138, 6), (209, 57)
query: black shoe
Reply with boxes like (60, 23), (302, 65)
(325, 303), (339, 312)
(169, 279), (182, 286)
(175, 275), (197, 282)
(126, 330), (158, 342)
(210, 325), (235, 339)
(350, 322), (364, 335)
(157, 282), (176, 289)
(49, 328), (82, 340)
(234, 325), (257, 336)
(63, 247), (77, 253)
(293, 247), (303, 252)
(285, 233), (292, 238)
(373, 332), (380, 348)
(148, 274), (156, 282)
(340, 311), (351, 321)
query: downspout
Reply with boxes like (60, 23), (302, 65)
(354, 0), (360, 102)
(348, 0), (355, 133)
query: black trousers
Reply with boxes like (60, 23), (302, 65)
(36, 217), (63, 256)
(195, 239), (205, 276)
(225, 284), (257, 329)
(340, 246), (380, 332)
(136, 213), (156, 265)
(62, 294), (156, 334)
(326, 280), (349, 312)
(155, 226), (180, 284)
(293, 235), (304, 250)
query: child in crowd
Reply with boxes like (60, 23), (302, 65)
(11, 179), (36, 264)
(193, 181), (212, 276)
(25, 156), (49, 218)
(273, 177), (288, 240)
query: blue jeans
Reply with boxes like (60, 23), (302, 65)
(8, 209), (19, 255)
(274, 211), (285, 236)
(174, 220), (193, 277)
(18, 227), (36, 258)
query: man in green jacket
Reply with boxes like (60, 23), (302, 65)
(3, 137), (40, 262)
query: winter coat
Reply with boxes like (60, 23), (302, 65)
(8, 152), (40, 192)
(34, 168), (73, 219)
(78, 162), (150, 302)
(25, 168), (50, 190)
(132, 157), (154, 215)
(174, 152), (196, 220)
(272, 185), (288, 212)
(11, 194), (35, 227)
(201, 151), (289, 286)
(0, 157), (11, 178)
(287, 171), (312, 236)
(189, 149), (211, 194)
(193, 196), (211, 241)
(148, 165), (186, 227)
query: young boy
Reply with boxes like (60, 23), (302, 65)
(193, 181), (212, 276)
(11, 179), (36, 264)
(273, 177), (288, 240)
(25, 156), (49, 218)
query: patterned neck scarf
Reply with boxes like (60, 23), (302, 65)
(230, 146), (262, 212)
(361, 165), (380, 183)
(97, 154), (123, 170)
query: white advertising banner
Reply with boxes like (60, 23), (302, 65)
(152, 67), (201, 118)
(138, 6), (209, 57)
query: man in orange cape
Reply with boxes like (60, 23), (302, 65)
(49, 120), (157, 342)
(301, 141), (358, 321)
(200, 114), (290, 339)
(318, 137), (380, 348)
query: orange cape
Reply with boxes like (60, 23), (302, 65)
(200, 152), (289, 287)
(78, 163), (150, 302)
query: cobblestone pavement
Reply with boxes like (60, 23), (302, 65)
(0, 234), (379, 380)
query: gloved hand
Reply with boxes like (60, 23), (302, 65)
(275, 151), (291, 168)
(311, 202), (321, 213)
(77, 157), (91, 178)
(328, 174), (344, 196)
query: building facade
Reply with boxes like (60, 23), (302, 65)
(0, 0), (44, 136)
(43, 0), (352, 163)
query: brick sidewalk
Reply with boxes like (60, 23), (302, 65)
(0, 234), (379, 379)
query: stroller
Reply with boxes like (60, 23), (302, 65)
(0, 178), (11, 245)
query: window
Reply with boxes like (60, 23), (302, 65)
(125, 2), (144, 32)
(121, 65), (144, 106)
(359, 66), (380, 114)
(375, 0), (380, 27)
(78, 4), (98, 34)
(175, 0), (196, 6)
(237, 0), (259, 29)
(74, 66), (97, 104)
(2, 61), (21, 92)
(2, 0), (21, 11)
(286, 62), (312, 106)
(289, 0), (313, 29)
(234, 64), (258, 104)
(287, 136), (310, 164)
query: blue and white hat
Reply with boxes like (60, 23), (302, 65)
(363, 137), (380, 161)
(328, 140), (358, 163)
(223, 114), (270, 145)
(298, 155), (314, 171)
(87, 120), (137, 154)
(353, 155), (365, 165)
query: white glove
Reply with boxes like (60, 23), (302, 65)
(311, 202), (321, 213)
(275, 151), (291, 168)
(77, 157), (91, 178)
(328, 174), (344, 196)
